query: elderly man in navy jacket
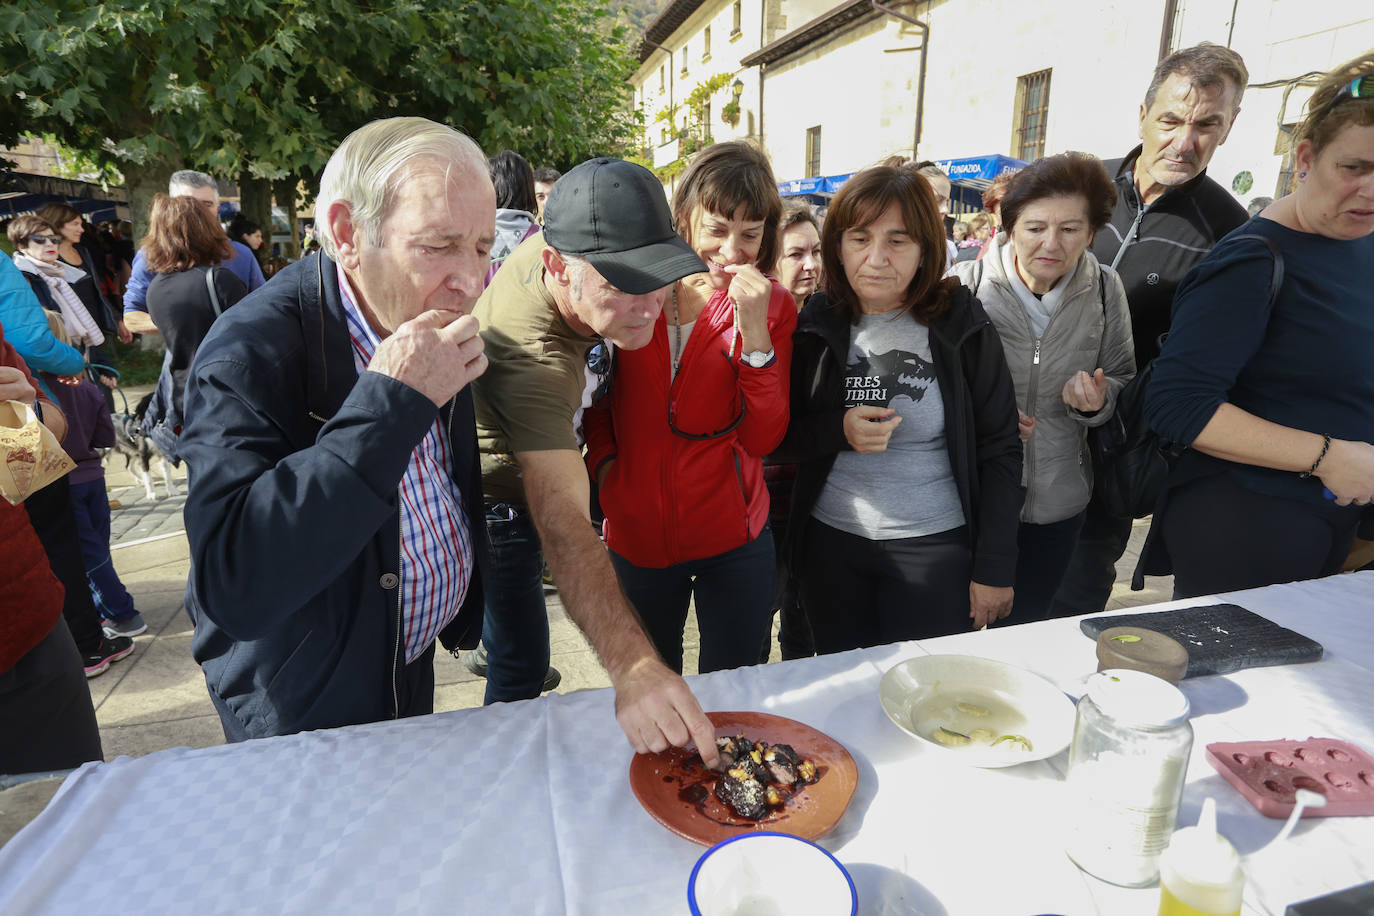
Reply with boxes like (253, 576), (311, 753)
(180, 118), (715, 754)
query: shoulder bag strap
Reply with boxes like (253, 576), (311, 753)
(204, 266), (223, 318)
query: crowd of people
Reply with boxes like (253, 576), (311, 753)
(2, 41), (1371, 776)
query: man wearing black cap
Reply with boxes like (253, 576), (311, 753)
(472, 157), (721, 766)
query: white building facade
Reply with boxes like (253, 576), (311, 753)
(632, 0), (1372, 204)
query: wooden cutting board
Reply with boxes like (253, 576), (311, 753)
(1079, 603), (1323, 678)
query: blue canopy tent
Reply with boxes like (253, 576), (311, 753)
(776, 172), (856, 208)
(933, 154), (1026, 215)
(0, 171), (128, 225)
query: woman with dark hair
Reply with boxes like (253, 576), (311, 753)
(779, 165), (1022, 652)
(487, 150), (540, 279)
(36, 203), (129, 347)
(951, 152), (1134, 623)
(7, 214), (106, 354)
(140, 194), (247, 460)
(776, 203), (822, 305)
(227, 214), (264, 252)
(1143, 50), (1374, 597)
(584, 140), (796, 673)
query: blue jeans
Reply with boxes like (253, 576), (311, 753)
(609, 528), (776, 675)
(481, 504), (551, 705)
(69, 477), (137, 623)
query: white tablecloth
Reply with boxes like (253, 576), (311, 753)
(3, 573), (1373, 915)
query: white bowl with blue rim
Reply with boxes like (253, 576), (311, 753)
(688, 831), (857, 916)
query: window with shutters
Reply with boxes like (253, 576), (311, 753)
(1011, 69), (1052, 161)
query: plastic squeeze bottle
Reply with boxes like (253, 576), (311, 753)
(1157, 797), (1243, 916)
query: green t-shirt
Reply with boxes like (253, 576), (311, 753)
(473, 232), (601, 503)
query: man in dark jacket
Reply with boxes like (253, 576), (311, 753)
(1051, 42), (1250, 617)
(180, 120), (718, 758)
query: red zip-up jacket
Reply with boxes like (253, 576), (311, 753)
(585, 280), (796, 568)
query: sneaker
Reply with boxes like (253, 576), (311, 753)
(102, 612), (148, 638)
(462, 643), (489, 677)
(83, 635), (135, 678)
(460, 643), (560, 691)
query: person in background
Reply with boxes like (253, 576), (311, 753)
(0, 325), (104, 773)
(779, 165), (1022, 653)
(122, 170), (265, 336)
(8, 215), (107, 358)
(1143, 50), (1374, 597)
(951, 152), (1134, 623)
(533, 166), (561, 225)
(585, 141), (795, 675)
(486, 150), (541, 284)
(139, 194), (248, 463)
(0, 293), (135, 678)
(227, 215), (265, 254)
(1, 245), (87, 403)
(1051, 42), (1249, 618)
(762, 202), (822, 660)
(775, 203), (823, 305)
(41, 318), (147, 638)
(36, 204), (130, 348)
(952, 222), (969, 244)
(1246, 195), (1274, 217)
(955, 212), (991, 262)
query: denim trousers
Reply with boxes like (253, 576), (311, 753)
(609, 527), (776, 675)
(481, 504), (551, 704)
(69, 477), (137, 622)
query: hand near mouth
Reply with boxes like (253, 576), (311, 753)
(723, 264), (773, 351)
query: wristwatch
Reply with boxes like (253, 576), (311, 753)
(741, 348), (776, 369)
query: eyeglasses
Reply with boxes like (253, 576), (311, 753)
(27, 234), (60, 245)
(1314, 74), (1374, 124)
(586, 341), (613, 405)
(668, 347), (747, 441)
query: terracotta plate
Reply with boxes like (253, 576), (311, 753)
(628, 711), (858, 846)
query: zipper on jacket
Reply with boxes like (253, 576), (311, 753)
(1110, 201), (1145, 271)
(1023, 337), (1043, 519)
(732, 450), (749, 541)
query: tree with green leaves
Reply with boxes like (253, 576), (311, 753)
(1, 0), (640, 238)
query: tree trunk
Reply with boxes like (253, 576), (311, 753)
(124, 157), (182, 242)
(273, 174), (300, 260)
(237, 173), (273, 265)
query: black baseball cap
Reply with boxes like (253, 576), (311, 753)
(542, 158), (706, 295)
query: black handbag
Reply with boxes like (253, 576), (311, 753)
(1089, 234), (1284, 519)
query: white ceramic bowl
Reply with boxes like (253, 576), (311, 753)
(880, 654), (1076, 767)
(688, 832), (857, 916)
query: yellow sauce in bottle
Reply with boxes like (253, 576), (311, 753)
(1158, 883), (1241, 916)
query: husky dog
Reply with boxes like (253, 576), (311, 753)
(110, 393), (180, 500)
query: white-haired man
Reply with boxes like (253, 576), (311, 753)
(178, 121), (715, 759)
(122, 169), (266, 335)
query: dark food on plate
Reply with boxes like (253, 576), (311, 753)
(710, 734), (819, 820)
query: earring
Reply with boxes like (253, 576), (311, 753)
(1299, 171), (1307, 180)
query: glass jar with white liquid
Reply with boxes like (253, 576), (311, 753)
(1064, 669), (1193, 887)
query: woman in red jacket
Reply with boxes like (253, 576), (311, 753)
(584, 142), (796, 674)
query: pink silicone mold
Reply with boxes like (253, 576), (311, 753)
(1206, 738), (1374, 818)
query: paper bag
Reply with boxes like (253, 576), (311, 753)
(0, 399), (75, 505)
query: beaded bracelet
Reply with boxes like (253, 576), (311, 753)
(1299, 434), (1331, 479)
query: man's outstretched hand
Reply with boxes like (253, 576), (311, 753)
(614, 656), (720, 770)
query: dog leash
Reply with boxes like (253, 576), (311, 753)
(86, 362), (130, 414)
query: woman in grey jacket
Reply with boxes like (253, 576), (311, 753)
(951, 153), (1134, 623)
